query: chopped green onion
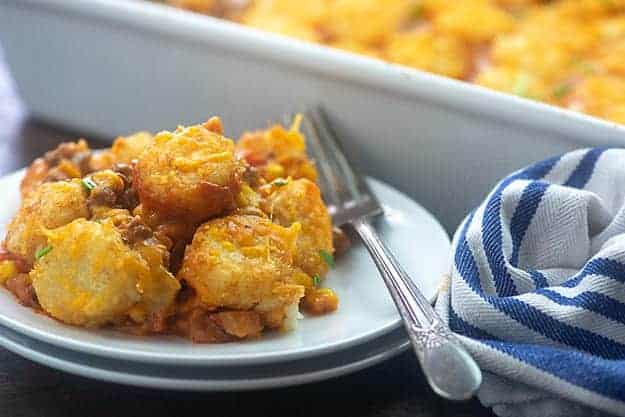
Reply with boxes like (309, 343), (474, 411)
(81, 177), (96, 192)
(35, 245), (53, 260)
(319, 249), (335, 268)
(312, 275), (321, 288)
(553, 82), (572, 99)
(272, 178), (289, 187)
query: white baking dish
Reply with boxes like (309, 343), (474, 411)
(1, 0), (624, 231)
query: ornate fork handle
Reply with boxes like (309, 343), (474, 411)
(352, 217), (482, 400)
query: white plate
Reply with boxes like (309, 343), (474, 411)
(0, 322), (409, 391)
(0, 170), (449, 366)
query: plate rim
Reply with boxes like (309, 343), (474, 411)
(0, 322), (410, 391)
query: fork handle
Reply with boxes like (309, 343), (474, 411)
(351, 217), (482, 401)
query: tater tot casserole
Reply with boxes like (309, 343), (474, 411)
(160, 0), (625, 125)
(0, 116), (348, 343)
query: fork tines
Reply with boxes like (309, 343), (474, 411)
(299, 108), (383, 226)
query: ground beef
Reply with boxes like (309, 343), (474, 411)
(332, 227), (351, 257)
(117, 187), (139, 210)
(35, 141), (95, 187)
(88, 185), (117, 208)
(5, 274), (38, 308)
(87, 166), (140, 212)
(168, 240), (187, 275)
(43, 170), (71, 183)
(43, 142), (91, 169)
(73, 151), (93, 174)
(121, 217), (153, 245)
(113, 163), (140, 210)
(112, 163), (133, 181)
(0, 250), (31, 273)
(174, 308), (234, 343)
(241, 165), (262, 188)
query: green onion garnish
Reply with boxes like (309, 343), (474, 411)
(319, 249), (335, 268)
(553, 83), (572, 99)
(81, 177), (96, 192)
(312, 275), (321, 287)
(272, 178), (289, 187)
(35, 245), (53, 260)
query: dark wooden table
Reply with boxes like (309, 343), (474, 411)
(0, 117), (494, 417)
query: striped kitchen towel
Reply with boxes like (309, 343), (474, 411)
(435, 148), (625, 417)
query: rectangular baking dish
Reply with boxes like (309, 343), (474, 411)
(1, 0), (625, 232)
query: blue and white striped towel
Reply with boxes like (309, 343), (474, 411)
(435, 148), (625, 417)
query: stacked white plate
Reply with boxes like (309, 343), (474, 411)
(0, 170), (450, 390)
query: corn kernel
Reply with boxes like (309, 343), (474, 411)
(302, 287), (339, 315)
(265, 163), (285, 181)
(0, 260), (18, 285)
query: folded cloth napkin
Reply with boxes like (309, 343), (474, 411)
(435, 148), (625, 417)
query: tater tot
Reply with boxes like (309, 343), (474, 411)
(178, 215), (306, 329)
(386, 31), (471, 79)
(261, 179), (334, 278)
(432, 1), (515, 43)
(241, 0), (330, 42)
(567, 75), (625, 124)
(323, 0), (419, 45)
(5, 180), (89, 264)
(236, 118), (318, 184)
(134, 121), (245, 222)
(20, 159), (49, 199)
(30, 219), (179, 327)
(20, 140), (91, 197)
(111, 131), (154, 164)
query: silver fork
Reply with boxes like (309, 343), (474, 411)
(301, 108), (482, 401)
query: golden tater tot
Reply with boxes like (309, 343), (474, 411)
(487, 12), (599, 83)
(567, 75), (625, 124)
(20, 159), (49, 199)
(178, 215), (306, 329)
(20, 140), (91, 197)
(241, 0), (330, 42)
(432, 1), (515, 43)
(474, 67), (551, 102)
(261, 179), (334, 278)
(5, 180), (89, 264)
(386, 31), (470, 79)
(593, 38), (625, 76)
(111, 131), (154, 164)
(323, 0), (419, 45)
(236, 118), (318, 184)
(134, 121), (245, 222)
(30, 219), (179, 327)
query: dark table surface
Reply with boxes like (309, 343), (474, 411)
(0, 117), (495, 417)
